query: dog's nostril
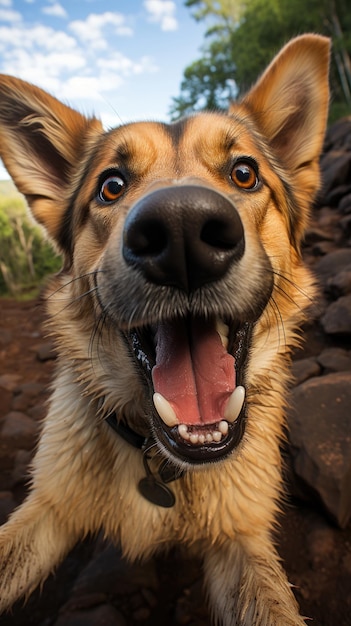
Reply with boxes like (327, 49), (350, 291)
(127, 219), (168, 256)
(201, 219), (240, 250)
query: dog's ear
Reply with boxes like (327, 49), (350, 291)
(236, 34), (330, 219)
(0, 75), (103, 244)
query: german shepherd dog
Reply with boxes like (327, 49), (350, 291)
(0, 35), (329, 625)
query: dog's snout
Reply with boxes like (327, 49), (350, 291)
(123, 185), (245, 291)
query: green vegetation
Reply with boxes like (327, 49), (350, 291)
(171, 0), (351, 121)
(0, 180), (61, 297)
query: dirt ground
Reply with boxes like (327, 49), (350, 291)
(0, 298), (351, 626)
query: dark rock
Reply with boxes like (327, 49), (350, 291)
(0, 490), (16, 524)
(11, 449), (32, 485)
(36, 341), (57, 362)
(339, 192), (351, 214)
(326, 184), (351, 207)
(319, 151), (351, 199)
(315, 249), (351, 285)
(307, 525), (337, 570)
(326, 268), (351, 297)
(317, 347), (351, 373)
(324, 117), (351, 150)
(288, 372), (351, 527)
(1, 411), (38, 450)
(54, 605), (127, 626)
(320, 294), (351, 335)
(311, 241), (337, 256)
(304, 226), (334, 245)
(340, 214), (351, 236)
(68, 543), (158, 603)
(291, 357), (321, 385)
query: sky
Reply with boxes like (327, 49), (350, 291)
(0, 0), (207, 179)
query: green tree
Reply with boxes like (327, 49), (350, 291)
(171, 0), (351, 119)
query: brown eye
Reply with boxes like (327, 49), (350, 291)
(99, 174), (125, 203)
(231, 161), (258, 190)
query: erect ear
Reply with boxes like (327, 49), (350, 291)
(234, 34), (330, 215)
(0, 75), (103, 246)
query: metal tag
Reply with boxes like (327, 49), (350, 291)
(138, 476), (176, 508)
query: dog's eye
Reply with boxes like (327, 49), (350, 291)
(98, 174), (125, 203)
(231, 161), (258, 190)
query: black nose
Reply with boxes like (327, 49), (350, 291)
(123, 185), (245, 292)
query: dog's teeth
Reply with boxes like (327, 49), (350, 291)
(178, 424), (190, 440)
(153, 392), (178, 427)
(190, 433), (199, 444)
(224, 386), (246, 423)
(206, 433), (213, 443)
(213, 430), (222, 442)
(218, 420), (229, 436)
(215, 319), (229, 349)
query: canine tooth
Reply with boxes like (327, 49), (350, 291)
(190, 433), (199, 444)
(215, 319), (229, 349)
(213, 431), (222, 442)
(198, 434), (206, 444)
(178, 424), (190, 440)
(153, 393), (178, 427)
(218, 420), (229, 436)
(224, 386), (246, 423)
(206, 433), (213, 443)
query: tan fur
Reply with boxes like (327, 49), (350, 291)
(0, 35), (330, 625)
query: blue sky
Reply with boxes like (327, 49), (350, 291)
(0, 0), (207, 179)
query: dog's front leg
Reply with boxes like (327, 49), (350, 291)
(0, 494), (77, 612)
(203, 538), (306, 626)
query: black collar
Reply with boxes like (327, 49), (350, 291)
(105, 411), (183, 508)
(105, 412), (147, 449)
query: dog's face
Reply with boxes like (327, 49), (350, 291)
(0, 35), (330, 470)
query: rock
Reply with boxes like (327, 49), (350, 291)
(288, 372), (351, 527)
(11, 382), (46, 412)
(339, 192), (351, 214)
(317, 348), (351, 373)
(315, 249), (351, 285)
(67, 543), (158, 603)
(319, 151), (351, 201)
(54, 605), (127, 626)
(0, 490), (16, 524)
(291, 357), (321, 385)
(0, 374), (21, 391)
(36, 341), (57, 362)
(320, 294), (351, 335)
(11, 449), (32, 485)
(326, 268), (351, 297)
(1, 411), (38, 450)
(340, 214), (351, 237)
(307, 525), (338, 570)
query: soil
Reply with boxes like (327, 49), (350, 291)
(0, 298), (351, 626)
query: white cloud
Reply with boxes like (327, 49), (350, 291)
(0, 8), (22, 22)
(0, 14), (158, 107)
(0, 0), (12, 7)
(69, 12), (133, 50)
(42, 2), (68, 19)
(144, 0), (178, 31)
(96, 52), (158, 77)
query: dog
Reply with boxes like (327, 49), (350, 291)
(0, 34), (330, 625)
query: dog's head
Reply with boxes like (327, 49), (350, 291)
(0, 35), (330, 470)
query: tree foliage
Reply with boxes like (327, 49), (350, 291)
(0, 187), (61, 296)
(170, 0), (351, 119)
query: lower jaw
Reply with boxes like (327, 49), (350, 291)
(152, 409), (246, 465)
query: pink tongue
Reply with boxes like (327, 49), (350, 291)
(152, 318), (235, 425)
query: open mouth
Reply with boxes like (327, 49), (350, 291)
(127, 316), (251, 466)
